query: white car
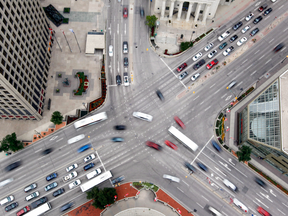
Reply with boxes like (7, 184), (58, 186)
(25, 191), (39, 201)
(62, 171), (78, 182)
(67, 134), (85, 145)
(245, 13), (254, 21)
(204, 42), (214, 51)
(66, 163), (78, 172)
(241, 25), (250, 34)
(223, 46), (234, 56)
(163, 174), (180, 183)
(84, 154), (95, 163)
(123, 72), (129, 86)
(237, 37), (247, 46)
(192, 52), (202, 61)
(69, 179), (81, 189)
(109, 45), (113, 57)
(218, 31), (230, 41)
(191, 73), (200, 81)
(208, 50), (217, 59)
(233, 198), (248, 213)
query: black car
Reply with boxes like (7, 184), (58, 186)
(42, 148), (53, 155)
(116, 75), (122, 85)
(61, 202), (74, 212)
(233, 21), (243, 31)
(5, 161), (21, 172)
(53, 188), (65, 197)
(274, 43), (284, 53)
(140, 8), (145, 18)
(114, 125), (126, 130)
(5, 202), (18, 212)
(111, 175), (125, 184)
(84, 162), (94, 171)
(197, 162), (208, 171)
(46, 173), (57, 181)
(219, 42), (227, 50)
(184, 162), (196, 173)
(250, 28), (259, 36)
(253, 16), (263, 24)
(263, 8), (272, 16)
(31, 197), (48, 209)
(124, 57), (128, 67)
(156, 90), (164, 101)
(229, 35), (238, 43)
(255, 177), (266, 187)
(193, 59), (206, 70)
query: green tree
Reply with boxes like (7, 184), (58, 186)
(0, 132), (24, 152)
(50, 111), (63, 125)
(180, 41), (193, 51)
(145, 15), (158, 28)
(236, 145), (252, 163)
(86, 187), (117, 209)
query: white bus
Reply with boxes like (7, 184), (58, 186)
(168, 126), (198, 152)
(74, 112), (108, 129)
(25, 203), (51, 216)
(80, 171), (112, 192)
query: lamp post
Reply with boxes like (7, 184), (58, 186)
(281, 55), (288, 63)
(190, 31), (195, 42)
(82, 102), (87, 110)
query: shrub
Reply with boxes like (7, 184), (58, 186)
(218, 138), (223, 144)
(62, 18), (69, 24)
(63, 8), (70, 13)
(223, 145), (229, 149)
(216, 129), (219, 136)
(206, 29), (213, 34)
(199, 33), (205, 39)
(219, 113), (223, 119)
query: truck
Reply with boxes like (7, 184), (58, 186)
(62, 171), (77, 182)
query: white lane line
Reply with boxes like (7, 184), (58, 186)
(242, 59), (248, 64)
(280, 47), (286, 52)
(265, 59), (272, 65)
(269, 39), (274, 43)
(256, 198), (269, 208)
(56, 137), (64, 143)
(214, 89), (221, 94)
(246, 64), (253, 70)
(284, 28), (288, 32)
(177, 187), (184, 193)
(202, 195), (209, 202)
(278, 5), (284, 10)
(61, 152), (70, 157)
(41, 163), (48, 167)
(282, 202), (288, 208)
(250, 70), (257, 76)
(37, 156), (46, 160)
(259, 55), (265, 60)
(196, 202), (204, 208)
(204, 106), (211, 111)
(221, 93), (227, 99)
(278, 209), (285, 215)
(35, 149), (42, 153)
(182, 180), (189, 187)
(210, 83), (216, 88)
(193, 95), (199, 101)
(200, 101), (204, 105)
(254, 50), (260, 54)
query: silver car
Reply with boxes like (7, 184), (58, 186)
(178, 71), (188, 80)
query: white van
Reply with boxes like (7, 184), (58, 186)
(223, 179), (237, 191)
(133, 112), (153, 122)
(163, 174), (180, 183)
(233, 198), (248, 213)
(0, 178), (13, 188)
(86, 168), (101, 179)
(0, 195), (14, 205)
(68, 134), (85, 144)
(208, 206), (223, 216)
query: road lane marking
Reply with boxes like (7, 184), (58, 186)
(283, 28), (288, 32)
(265, 59), (272, 65)
(246, 64), (252, 70)
(278, 5), (284, 10)
(269, 39), (274, 43)
(177, 187), (184, 193)
(250, 70), (257, 76)
(200, 101), (204, 105)
(204, 106), (211, 111)
(196, 202), (204, 208)
(35, 149), (42, 153)
(242, 59), (248, 64)
(182, 180), (189, 186)
(221, 94), (227, 99)
(259, 54), (265, 60)
(56, 137), (64, 142)
(277, 209), (285, 215)
(254, 50), (260, 54)
(41, 163), (48, 167)
(210, 84), (215, 88)
(201, 195), (209, 202)
(193, 95), (199, 101)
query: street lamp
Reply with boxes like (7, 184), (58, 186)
(281, 55), (288, 63)
(190, 31), (195, 42)
(82, 102), (87, 110)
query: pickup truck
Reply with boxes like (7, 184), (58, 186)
(206, 59), (219, 70)
(62, 171), (77, 182)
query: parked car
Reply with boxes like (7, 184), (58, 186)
(146, 141), (162, 150)
(123, 7), (128, 18)
(253, 16), (263, 24)
(223, 179), (237, 191)
(123, 41), (128, 54)
(66, 163), (78, 172)
(184, 162), (196, 173)
(44, 182), (58, 192)
(164, 140), (177, 150)
(233, 21), (243, 30)
(206, 59), (219, 70)
(263, 8), (272, 16)
(69, 180), (81, 189)
(258, 4), (268, 12)
(84, 163), (95, 171)
(219, 42), (227, 50)
(245, 13), (254, 21)
(177, 63), (187, 72)
(46, 173), (57, 181)
(255, 177), (266, 187)
(237, 37), (247, 46)
(5, 202), (18, 212)
(191, 73), (200, 81)
(229, 35), (238, 43)
(233, 198), (248, 213)
(250, 28), (259, 36)
(53, 188), (65, 197)
(123, 72), (129, 86)
(116, 75), (122, 85)
(5, 161), (21, 172)
(25, 191), (39, 201)
(24, 183), (37, 193)
(241, 25), (250, 34)
(84, 154), (95, 163)
(227, 80), (237, 89)
(193, 59), (205, 70)
(178, 71), (188, 80)
(208, 50), (217, 58)
(174, 116), (185, 129)
(60, 202), (74, 212)
(257, 206), (272, 216)
(31, 197), (48, 208)
(111, 176), (125, 184)
(140, 8), (145, 18)
(204, 42), (214, 51)
(109, 45), (113, 57)
(192, 52), (202, 61)
(223, 46), (234, 56)
(218, 31), (230, 41)
(16, 206), (30, 216)
(0, 195), (14, 206)
(77, 144), (91, 153)
(212, 140), (222, 152)
(124, 57), (128, 67)
(163, 174), (180, 183)
(62, 171), (77, 182)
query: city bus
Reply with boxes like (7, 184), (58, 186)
(168, 126), (198, 152)
(74, 112), (108, 129)
(80, 171), (112, 192)
(25, 203), (51, 216)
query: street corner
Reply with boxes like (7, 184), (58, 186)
(114, 182), (139, 200)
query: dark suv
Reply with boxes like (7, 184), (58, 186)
(116, 75), (122, 85)
(46, 173), (57, 181)
(31, 197), (48, 209)
(5, 202), (18, 212)
(253, 16), (263, 24)
(60, 202), (74, 212)
(53, 188), (65, 197)
(250, 28), (259, 36)
(193, 59), (205, 70)
(123, 57), (128, 67)
(84, 162), (95, 171)
(146, 141), (162, 150)
(229, 35), (238, 43)
(233, 21), (242, 31)
(156, 90), (164, 101)
(219, 42), (227, 50)
(5, 161), (21, 171)
(111, 175), (125, 184)
(274, 43), (284, 53)
(263, 8), (272, 16)
(114, 125), (126, 130)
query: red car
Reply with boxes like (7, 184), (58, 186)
(206, 58), (219, 70)
(146, 141), (162, 150)
(174, 116), (185, 129)
(257, 207), (272, 216)
(17, 206), (30, 216)
(177, 63), (187, 72)
(164, 140), (178, 150)
(258, 4), (267, 12)
(123, 8), (128, 18)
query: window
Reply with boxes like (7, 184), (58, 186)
(6, 2), (10, 9)
(3, 18), (7, 25)
(1, 27), (5, 34)
(9, 18), (13, 25)
(4, 10), (9, 17)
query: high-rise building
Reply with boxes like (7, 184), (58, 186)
(0, 0), (52, 121)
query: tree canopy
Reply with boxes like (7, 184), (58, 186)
(0, 132), (24, 152)
(145, 15), (158, 28)
(50, 111), (63, 125)
(236, 145), (252, 163)
(86, 187), (117, 209)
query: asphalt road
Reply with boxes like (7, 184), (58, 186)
(1, 0), (288, 216)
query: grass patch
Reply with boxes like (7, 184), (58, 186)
(133, 182), (144, 190)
